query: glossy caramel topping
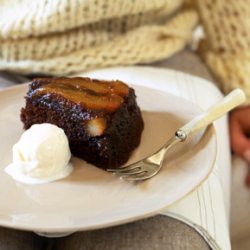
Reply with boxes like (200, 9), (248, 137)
(33, 77), (129, 112)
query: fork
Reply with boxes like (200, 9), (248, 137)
(107, 89), (246, 181)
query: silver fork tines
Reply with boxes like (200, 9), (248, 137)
(107, 135), (180, 182)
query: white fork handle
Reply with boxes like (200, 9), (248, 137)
(179, 89), (246, 137)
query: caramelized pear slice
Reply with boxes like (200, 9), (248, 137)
(36, 86), (124, 112)
(45, 77), (129, 97)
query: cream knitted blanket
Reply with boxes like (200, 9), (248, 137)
(197, 0), (250, 104)
(0, 0), (197, 75)
(1, 0), (250, 104)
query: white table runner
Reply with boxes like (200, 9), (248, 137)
(83, 66), (231, 250)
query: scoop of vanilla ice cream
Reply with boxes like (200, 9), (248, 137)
(5, 123), (72, 184)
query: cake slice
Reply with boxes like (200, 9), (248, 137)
(21, 77), (144, 169)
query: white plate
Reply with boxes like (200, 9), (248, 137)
(0, 67), (217, 234)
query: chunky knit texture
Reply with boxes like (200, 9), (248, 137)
(197, 0), (250, 104)
(1, 0), (249, 105)
(0, 0), (198, 75)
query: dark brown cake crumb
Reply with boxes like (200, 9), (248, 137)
(21, 77), (144, 169)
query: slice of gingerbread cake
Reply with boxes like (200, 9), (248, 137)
(21, 77), (144, 169)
